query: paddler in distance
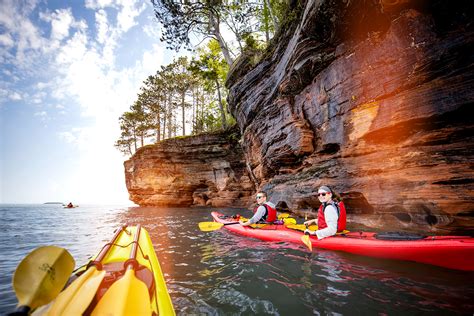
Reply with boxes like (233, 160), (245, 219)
(239, 191), (277, 226)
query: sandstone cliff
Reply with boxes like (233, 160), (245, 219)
(225, 0), (473, 234)
(125, 0), (473, 234)
(124, 128), (254, 207)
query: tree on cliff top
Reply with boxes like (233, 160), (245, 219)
(150, 0), (281, 66)
(189, 39), (229, 129)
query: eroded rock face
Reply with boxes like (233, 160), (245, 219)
(124, 128), (254, 207)
(226, 0), (474, 234)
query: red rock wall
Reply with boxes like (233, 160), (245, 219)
(124, 128), (254, 207)
(226, 0), (474, 234)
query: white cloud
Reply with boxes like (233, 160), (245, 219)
(9, 91), (22, 100)
(36, 82), (48, 90)
(116, 1), (146, 33)
(0, 33), (14, 48)
(95, 9), (109, 44)
(0, 1), (16, 30)
(85, 0), (115, 10)
(49, 9), (74, 41)
(16, 19), (44, 62)
(34, 110), (47, 116)
(143, 23), (161, 40)
(32, 91), (47, 104)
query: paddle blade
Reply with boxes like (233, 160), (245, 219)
(301, 235), (313, 252)
(91, 269), (151, 316)
(286, 224), (318, 232)
(278, 213), (289, 219)
(13, 246), (75, 309)
(45, 267), (106, 315)
(198, 222), (224, 232)
(283, 218), (296, 225)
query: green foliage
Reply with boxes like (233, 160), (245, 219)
(189, 39), (230, 129)
(115, 40), (237, 157)
(150, 0), (297, 65)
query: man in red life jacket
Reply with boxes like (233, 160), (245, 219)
(303, 185), (346, 239)
(239, 191), (277, 226)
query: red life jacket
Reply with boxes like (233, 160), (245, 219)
(317, 201), (347, 232)
(253, 203), (277, 223)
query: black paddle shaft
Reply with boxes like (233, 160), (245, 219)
(7, 305), (30, 316)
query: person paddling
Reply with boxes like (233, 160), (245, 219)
(240, 191), (277, 227)
(303, 185), (346, 239)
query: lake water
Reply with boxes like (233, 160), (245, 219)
(0, 204), (473, 315)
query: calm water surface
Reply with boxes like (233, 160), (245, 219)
(0, 204), (473, 315)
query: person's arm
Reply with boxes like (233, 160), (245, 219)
(303, 218), (317, 226)
(315, 205), (338, 239)
(240, 205), (266, 226)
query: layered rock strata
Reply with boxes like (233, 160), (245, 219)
(124, 128), (254, 207)
(226, 0), (474, 234)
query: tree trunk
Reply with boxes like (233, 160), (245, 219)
(192, 87), (196, 134)
(181, 91), (186, 136)
(215, 79), (226, 128)
(162, 97), (167, 140)
(156, 112), (161, 142)
(133, 127), (137, 152)
(264, 0), (278, 33)
(167, 94), (173, 138)
(210, 14), (233, 66)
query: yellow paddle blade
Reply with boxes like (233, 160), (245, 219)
(198, 222), (224, 232)
(248, 223), (267, 229)
(301, 235), (313, 251)
(91, 269), (151, 316)
(13, 246), (75, 309)
(45, 267), (106, 316)
(283, 218), (296, 225)
(286, 224), (318, 232)
(278, 213), (289, 219)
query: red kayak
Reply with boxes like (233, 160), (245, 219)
(211, 211), (474, 271)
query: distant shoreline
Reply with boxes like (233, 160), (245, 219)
(43, 202), (64, 204)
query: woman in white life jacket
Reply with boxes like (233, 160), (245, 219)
(303, 185), (347, 239)
(239, 191), (277, 226)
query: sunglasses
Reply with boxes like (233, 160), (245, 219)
(256, 195), (264, 199)
(317, 192), (330, 197)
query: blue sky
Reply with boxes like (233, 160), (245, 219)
(0, 0), (179, 204)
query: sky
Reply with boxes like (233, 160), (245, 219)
(0, 0), (180, 204)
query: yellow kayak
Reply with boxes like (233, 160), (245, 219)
(36, 225), (175, 316)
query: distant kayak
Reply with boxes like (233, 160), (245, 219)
(210, 211), (474, 271)
(63, 205), (78, 208)
(34, 225), (175, 315)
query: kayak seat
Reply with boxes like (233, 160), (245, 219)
(374, 231), (427, 240)
(84, 261), (156, 310)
